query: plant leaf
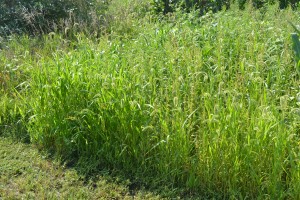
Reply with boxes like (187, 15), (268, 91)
(289, 21), (300, 35)
(291, 33), (300, 62)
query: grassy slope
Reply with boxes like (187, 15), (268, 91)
(0, 137), (161, 199)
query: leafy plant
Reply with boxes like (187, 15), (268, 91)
(290, 23), (300, 69)
(0, 0), (110, 35)
(151, 0), (299, 14)
(151, 0), (230, 14)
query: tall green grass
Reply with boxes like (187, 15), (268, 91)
(1, 3), (300, 198)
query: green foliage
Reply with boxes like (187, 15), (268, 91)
(0, 39), (31, 141)
(290, 23), (300, 71)
(279, 0), (299, 9)
(151, 0), (299, 14)
(1, 2), (300, 199)
(0, 0), (110, 35)
(151, 0), (230, 14)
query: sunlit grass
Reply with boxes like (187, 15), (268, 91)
(1, 3), (300, 198)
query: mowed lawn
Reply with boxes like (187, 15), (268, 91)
(0, 137), (161, 199)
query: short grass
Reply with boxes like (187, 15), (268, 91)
(1, 2), (300, 199)
(0, 137), (161, 199)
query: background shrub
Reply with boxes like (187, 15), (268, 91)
(151, 0), (299, 14)
(0, 0), (110, 35)
(151, 0), (230, 14)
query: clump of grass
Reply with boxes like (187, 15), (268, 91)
(0, 36), (34, 141)
(1, 2), (300, 199)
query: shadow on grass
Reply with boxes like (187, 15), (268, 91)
(1, 136), (170, 199)
(60, 155), (189, 199)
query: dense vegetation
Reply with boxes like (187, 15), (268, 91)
(1, 0), (299, 35)
(1, 0), (300, 198)
(153, 0), (299, 14)
(0, 0), (110, 35)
